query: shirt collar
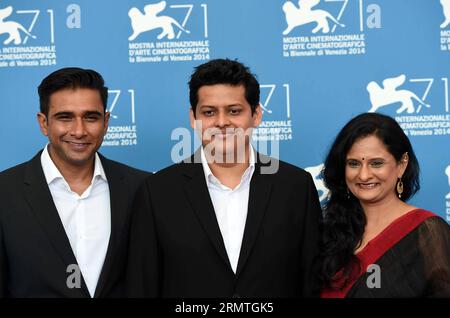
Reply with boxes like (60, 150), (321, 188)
(200, 144), (256, 189)
(40, 144), (107, 186)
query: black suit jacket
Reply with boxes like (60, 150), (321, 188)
(127, 152), (323, 297)
(0, 151), (150, 297)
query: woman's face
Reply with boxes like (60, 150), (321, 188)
(345, 135), (408, 206)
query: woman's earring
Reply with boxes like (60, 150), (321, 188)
(396, 178), (404, 199)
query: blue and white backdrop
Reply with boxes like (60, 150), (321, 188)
(0, 0), (449, 222)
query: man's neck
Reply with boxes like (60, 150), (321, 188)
(48, 147), (95, 195)
(209, 162), (249, 190)
(204, 148), (252, 190)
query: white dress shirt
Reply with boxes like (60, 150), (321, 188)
(200, 146), (255, 273)
(41, 145), (111, 297)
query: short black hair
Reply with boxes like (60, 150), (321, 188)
(188, 59), (260, 116)
(38, 67), (108, 116)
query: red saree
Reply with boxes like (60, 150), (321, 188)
(321, 209), (437, 298)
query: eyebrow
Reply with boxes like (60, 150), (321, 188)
(52, 112), (73, 117)
(52, 111), (103, 117)
(84, 111), (103, 116)
(199, 104), (243, 109)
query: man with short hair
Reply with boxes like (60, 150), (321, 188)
(127, 59), (322, 297)
(0, 67), (150, 297)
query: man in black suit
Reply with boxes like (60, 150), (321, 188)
(127, 59), (322, 297)
(0, 67), (150, 297)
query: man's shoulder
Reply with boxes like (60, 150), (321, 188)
(0, 156), (37, 185)
(151, 154), (312, 180)
(100, 156), (152, 180)
(0, 162), (27, 179)
(153, 160), (194, 179)
(279, 159), (310, 176)
(258, 154), (311, 180)
(0, 157), (41, 200)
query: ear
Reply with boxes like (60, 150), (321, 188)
(37, 112), (49, 136)
(398, 152), (409, 178)
(252, 103), (262, 127)
(103, 111), (110, 135)
(189, 107), (196, 129)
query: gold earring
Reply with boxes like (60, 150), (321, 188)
(396, 178), (404, 198)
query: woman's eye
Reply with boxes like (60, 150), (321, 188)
(347, 160), (360, 168)
(370, 161), (384, 168)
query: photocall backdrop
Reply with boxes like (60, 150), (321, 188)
(0, 0), (449, 222)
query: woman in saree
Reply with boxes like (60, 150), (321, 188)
(320, 112), (450, 297)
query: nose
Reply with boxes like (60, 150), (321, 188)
(357, 164), (372, 181)
(215, 111), (230, 128)
(70, 117), (87, 138)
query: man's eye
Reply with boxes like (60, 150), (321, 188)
(57, 116), (71, 121)
(229, 109), (241, 115)
(203, 110), (214, 116)
(85, 116), (100, 122)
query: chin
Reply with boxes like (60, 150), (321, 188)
(352, 191), (378, 201)
(66, 153), (95, 165)
(357, 195), (385, 205)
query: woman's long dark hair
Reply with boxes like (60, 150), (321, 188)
(319, 113), (420, 289)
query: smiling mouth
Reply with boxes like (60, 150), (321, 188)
(356, 183), (379, 189)
(65, 141), (91, 150)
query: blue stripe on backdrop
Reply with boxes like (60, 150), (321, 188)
(0, 0), (449, 221)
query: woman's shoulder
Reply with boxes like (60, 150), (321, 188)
(404, 208), (448, 228)
(420, 213), (450, 232)
(394, 208), (450, 244)
(414, 210), (450, 248)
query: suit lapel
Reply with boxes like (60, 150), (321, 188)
(23, 152), (90, 297)
(182, 158), (233, 271)
(235, 155), (273, 278)
(93, 156), (127, 298)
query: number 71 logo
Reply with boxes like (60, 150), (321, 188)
(260, 84), (291, 118)
(108, 89), (136, 123)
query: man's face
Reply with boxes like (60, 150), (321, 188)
(37, 88), (109, 169)
(190, 84), (261, 163)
